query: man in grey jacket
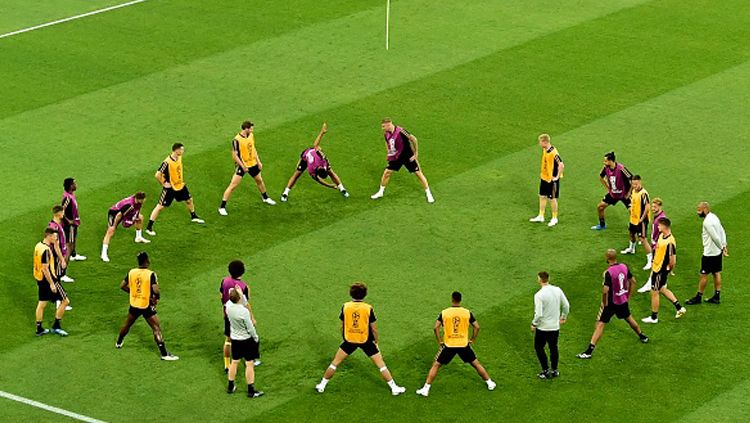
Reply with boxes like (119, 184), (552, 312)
(531, 271), (570, 380)
(226, 287), (264, 398)
(686, 202), (728, 305)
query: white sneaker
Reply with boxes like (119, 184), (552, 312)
(675, 307), (687, 319)
(547, 218), (558, 227)
(280, 194), (288, 203)
(263, 198), (276, 206)
(191, 217), (205, 224)
(65, 305), (73, 311)
(60, 275), (75, 283)
(135, 236), (151, 244)
(416, 387), (429, 397)
(620, 247), (633, 255)
(218, 208), (228, 216)
(371, 191), (384, 200)
(529, 215), (545, 223)
(641, 316), (659, 324)
(637, 280), (652, 293)
(315, 384), (325, 393)
(145, 229), (156, 236)
(254, 360), (262, 366)
(70, 254), (87, 261)
(487, 380), (497, 391)
(160, 354), (179, 361)
(101, 254), (110, 263)
(342, 191), (350, 198)
(643, 262), (652, 270)
(115, 341), (123, 349)
(391, 385), (406, 396)
(426, 194), (435, 204)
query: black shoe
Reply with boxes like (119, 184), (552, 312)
(640, 334), (649, 344)
(35, 328), (50, 337)
(548, 370), (560, 378)
(227, 385), (236, 394)
(224, 367), (229, 374)
(705, 296), (721, 304)
(685, 296), (702, 305)
(537, 370), (550, 380)
(248, 391), (265, 398)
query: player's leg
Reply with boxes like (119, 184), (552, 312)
(370, 352), (405, 395)
(469, 359), (495, 390)
(223, 336), (232, 372)
(327, 169), (349, 197)
(281, 170), (303, 202)
(643, 288), (661, 323)
(146, 314), (178, 360)
(101, 213), (118, 262)
(532, 196), (548, 222)
(707, 272), (722, 303)
(116, 312), (138, 347)
(148, 204), (164, 226)
(413, 165), (434, 203)
(50, 284), (69, 336)
(227, 358), (240, 393)
(578, 320), (606, 359)
(687, 273), (709, 305)
(659, 286), (686, 318)
(35, 301), (49, 335)
(625, 315), (649, 343)
(548, 330), (560, 376)
(219, 174), (243, 214)
(133, 214), (150, 244)
(316, 348), (349, 392)
(371, 169), (394, 199)
(253, 173), (276, 205)
(548, 199), (559, 226)
(592, 198), (610, 230)
(534, 330), (549, 377)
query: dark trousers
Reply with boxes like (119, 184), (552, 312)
(534, 329), (559, 371)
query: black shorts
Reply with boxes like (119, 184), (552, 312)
(128, 305), (157, 319)
(386, 153), (420, 173)
(37, 280), (65, 302)
(63, 224), (78, 244)
(629, 221), (648, 237)
(598, 303), (631, 323)
(701, 255), (723, 275)
(651, 269), (670, 291)
(231, 338), (260, 361)
(603, 193), (631, 208)
(539, 179), (560, 199)
(159, 186), (191, 207)
(340, 340), (379, 357)
(224, 316), (231, 337)
(236, 165), (261, 178)
(435, 345), (477, 365)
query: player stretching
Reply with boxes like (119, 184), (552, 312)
(371, 118), (434, 203)
(33, 228), (69, 336)
(146, 143), (204, 235)
(220, 260), (260, 372)
(591, 152), (633, 230)
(61, 178), (85, 261)
(315, 282), (406, 395)
(416, 292), (496, 397)
(637, 198), (668, 292)
(576, 249), (648, 359)
(621, 175), (650, 255)
(530, 133), (564, 227)
(101, 192), (150, 262)
(641, 218), (686, 324)
(116, 252), (179, 361)
(219, 121), (276, 215)
(281, 123), (349, 202)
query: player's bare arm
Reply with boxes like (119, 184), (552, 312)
(433, 320), (442, 345)
(313, 123), (328, 150)
(599, 175), (609, 190)
(557, 160), (565, 179)
(370, 322), (379, 345)
(119, 278), (129, 293)
(470, 321), (480, 344)
(155, 170), (170, 189)
(313, 176), (337, 189)
(407, 134), (419, 161)
(601, 285), (609, 307)
(232, 142), (248, 172)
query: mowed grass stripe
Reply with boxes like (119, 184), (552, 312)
(0, 0), (653, 222)
(0, 0), (122, 34)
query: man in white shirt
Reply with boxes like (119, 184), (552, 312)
(686, 202), (728, 305)
(531, 271), (570, 379)
(226, 287), (264, 398)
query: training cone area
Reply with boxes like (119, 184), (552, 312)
(2, 1), (749, 422)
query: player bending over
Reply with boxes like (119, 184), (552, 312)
(591, 151), (633, 230)
(101, 192), (150, 262)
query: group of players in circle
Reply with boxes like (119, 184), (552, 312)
(29, 127), (729, 398)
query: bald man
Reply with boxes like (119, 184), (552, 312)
(577, 250), (648, 359)
(686, 202), (728, 305)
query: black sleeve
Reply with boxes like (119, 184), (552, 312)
(151, 273), (158, 285)
(218, 283), (223, 293)
(400, 128), (412, 139)
(339, 306), (344, 321)
(157, 161), (168, 174)
(603, 272), (612, 287)
(232, 139), (239, 153)
(555, 153), (563, 164)
(243, 287), (249, 298)
(124, 273), (130, 283)
(599, 167), (606, 178)
(469, 312), (476, 324)
(370, 308), (377, 323)
(627, 268), (633, 279)
(436, 313), (443, 324)
(41, 250), (49, 264)
(119, 204), (132, 215)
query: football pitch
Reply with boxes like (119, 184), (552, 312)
(2, 0), (750, 421)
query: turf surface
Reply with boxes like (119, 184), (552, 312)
(1, 0), (749, 421)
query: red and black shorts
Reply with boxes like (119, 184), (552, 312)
(435, 344), (477, 365)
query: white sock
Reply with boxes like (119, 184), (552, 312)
(101, 244), (108, 255)
(486, 379), (494, 386)
(387, 379), (398, 389)
(378, 185), (385, 194)
(629, 241), (635, 249)
(422, 383), (431, 390)
(283, 187), (291, 195)
(647, 253), (653, 262)
(136, 230), (142, 238)
(319, 378), (329, 387)
(425, 187), (433, 196)
(337, 184), (345, 191)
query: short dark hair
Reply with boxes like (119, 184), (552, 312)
(134, 192), (147, 200)
(229, 288), (242, 304)
(137, 251), (149, 266)
(241, 121), (254, 130)
(604, 151), (616, 161)
(659, 217), (671, 228)
(172, 142), (184, 151)
(632, 174), (641, 181)
(381, 117), (393, 124)
(538, 271), (550, 282)
(228, 260), (245, 279)
(350, 282), (367, 300)
(63, 178), (75, 190)
(52, 205), (64, 214)
(451, 291), (462, 303)
(315, 168), (328, 179)
(44, 227), (57, 237)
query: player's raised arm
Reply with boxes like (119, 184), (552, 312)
(313, 123), (328, 150)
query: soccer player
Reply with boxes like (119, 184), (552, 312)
(225, 288), (264, 398)
(101, 192), (151, 262)
(621, 175), (650, 255)
(220, 260), (260, 372)
(370, 118), (435, 203)
(315, 282), (406, 395)
(146, 143), (205, 235)
(218, 121), (276, 215)
(33, 228), (69, 336)
(529, 133), (564, 227)
(685, 202), (728, 305)
(61, 178), (85, 261)
(531, 271), (569, 379)
(49, 205), (73, 283)
(280, 123), (349, 202)
(115, 252), (179, 361)
(637, 197), (669, 292)
(415, 291), (496, 397)
(576, 249), (649, 359)
(591, 152), (633, 230)
(641, 218), (686, 323)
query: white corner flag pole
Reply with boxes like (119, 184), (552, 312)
(385, 0), (391, 50)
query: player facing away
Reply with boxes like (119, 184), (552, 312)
(371, 118), (435, 203)
(685, 202), (728, 305)
(49, 205), (73, 283)
(637, 198), (669, 292)
(219, 121), (276, 215)
(621, 175), (650, 255)
(116, 252), (179, 361)
(225, 288), (264, 398)
(592, 151), (633, 230)
(61, 178), (85, 261)
(220, 260), (260, 372)
(281, 123), (349, 202)
(530, 133), (564, 227)
(576, 250), (649, 359)
(33, 228), (69, 336)
(146, 143), (205, 236)
(415, 291), (496, 397)
(101, 192), (150, 262)
(315, 282), (406, 395)
(531, 271), (569, 379)
(641, 218), (686, 323)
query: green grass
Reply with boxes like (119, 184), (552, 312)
(1, 0), (749, 421)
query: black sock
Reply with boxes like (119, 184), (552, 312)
(599, 217), (605, 227)
(228, 380), (235, 389)
(36, 321), (43, 331)
(585, 344), (595, 354)
(157, 341), (168, 356)
(220, 200), (227, 208)
(639, 332), (648, 340)
(714, 290), (721, 298)
(147, 220), (154, 230)
(190, 211), (198, 219)
(673, 300), (682, 310)
(651, 311), (658, 320)
(261, 192), (269, 200)
(52, 318), (61, 329)
(696, 292), (703, 299)
(247, 383), (255, 394)
(117, 334), (125, 344)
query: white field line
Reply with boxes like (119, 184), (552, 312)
(0, 390), (107, 423)
(0, 0), (148, 40)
